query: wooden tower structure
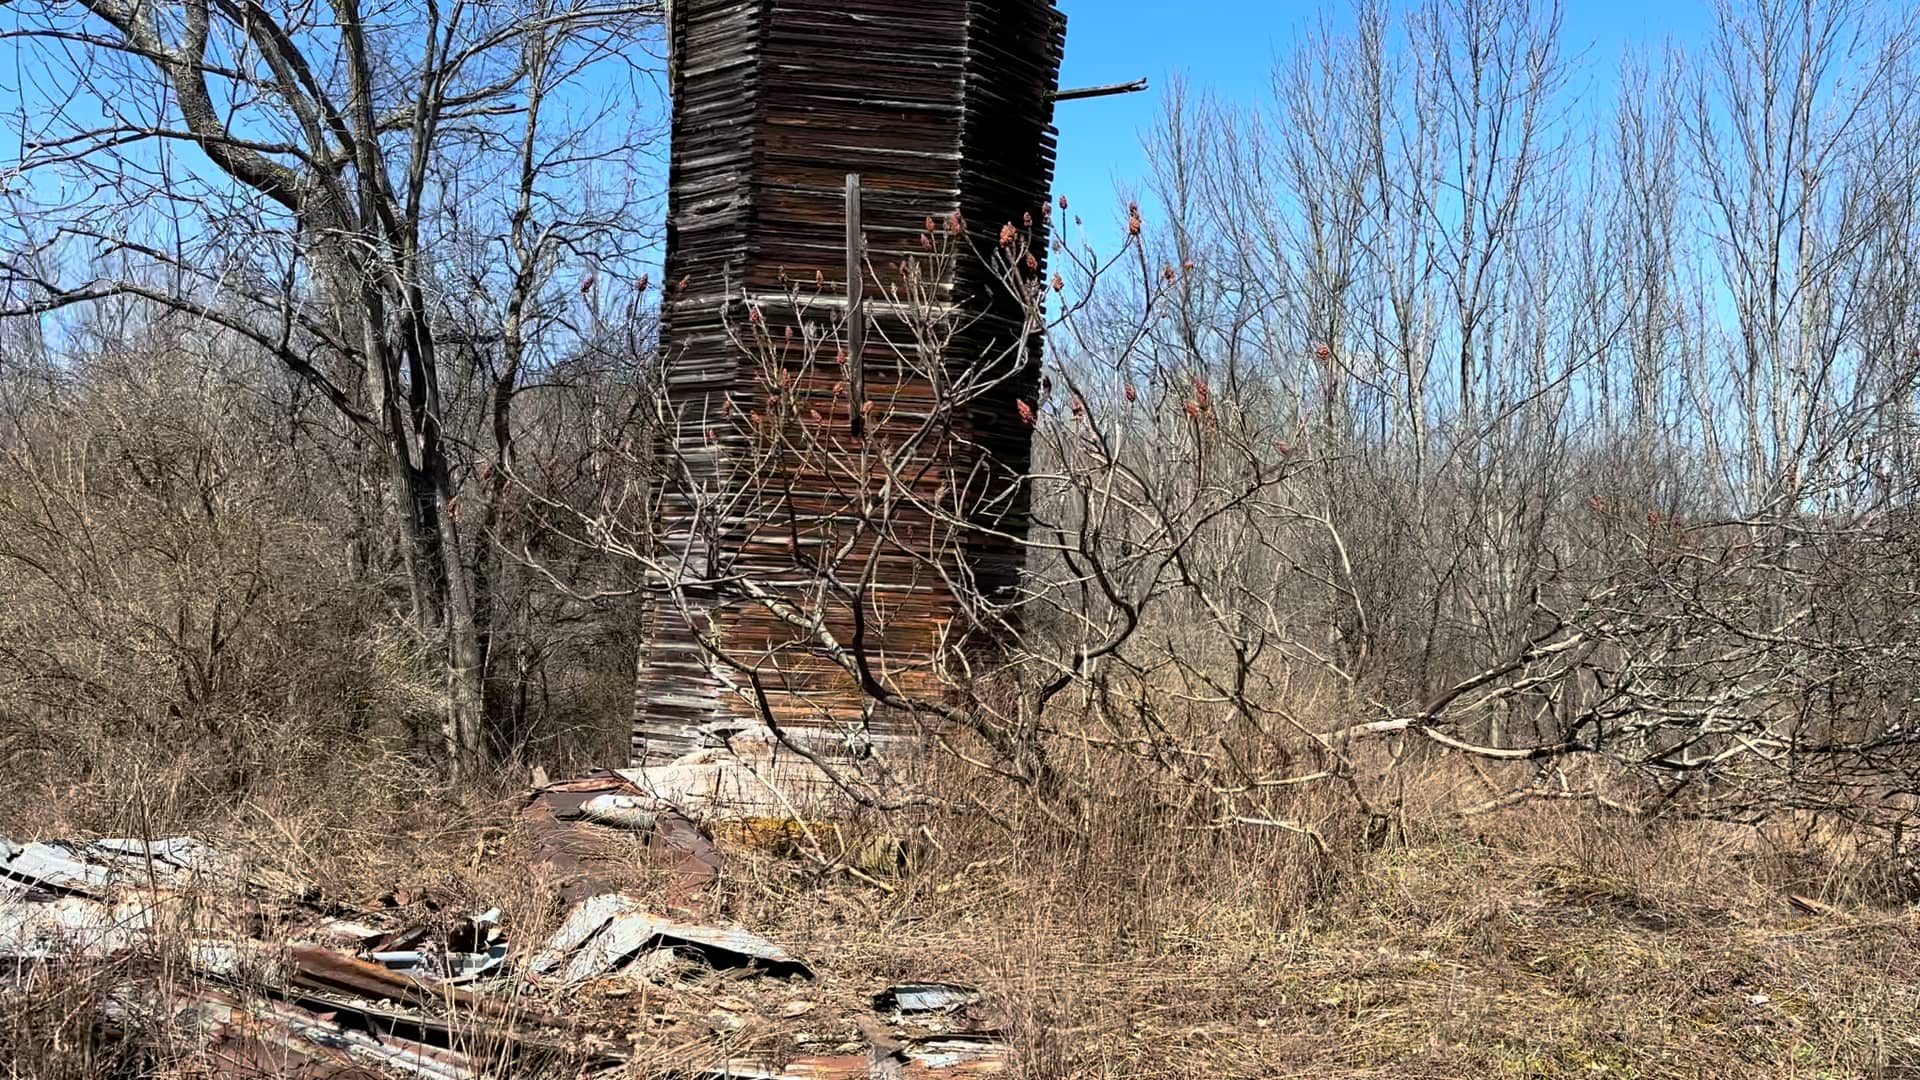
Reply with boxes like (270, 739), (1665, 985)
(632, 0), (1067, 765)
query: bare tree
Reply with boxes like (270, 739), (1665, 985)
(1686, 0), (1920, 508)
(0, 0), (663, 774)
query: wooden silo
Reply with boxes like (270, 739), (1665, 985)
(632, 0), (1067, 765)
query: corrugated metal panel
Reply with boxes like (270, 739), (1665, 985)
(636, 0), (1065, 765)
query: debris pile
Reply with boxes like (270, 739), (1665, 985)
(0, 744), (1004, 1078)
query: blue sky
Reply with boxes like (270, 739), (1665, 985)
(0, 0), (1729, 319)
(1050, 0), (1716, 230)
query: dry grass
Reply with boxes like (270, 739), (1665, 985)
(3, 747), (1918, 1080)
(718, 767), (1920, 1080)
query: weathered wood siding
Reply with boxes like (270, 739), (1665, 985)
(635, 0), (1065, 765)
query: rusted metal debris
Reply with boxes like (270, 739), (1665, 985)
(108, 984), (472, 1080)
(527, 734), (862, 911)
(529, 891), (812, 984)
(1, 835), (228, 895)
(2, 823), (1007, 1078)
(874, 983), (980, 1015)
(523, 773), (636, 904)
(635, 0), (1068, 767)
(524, 739), (821, 908)
(1, 835), (233, 959)
(653, 812), (727, 899)
(364, 908), (507, 984)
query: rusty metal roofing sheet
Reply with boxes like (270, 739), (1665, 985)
(0, 835), (229, 896)
(530, 891), (813, 983)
